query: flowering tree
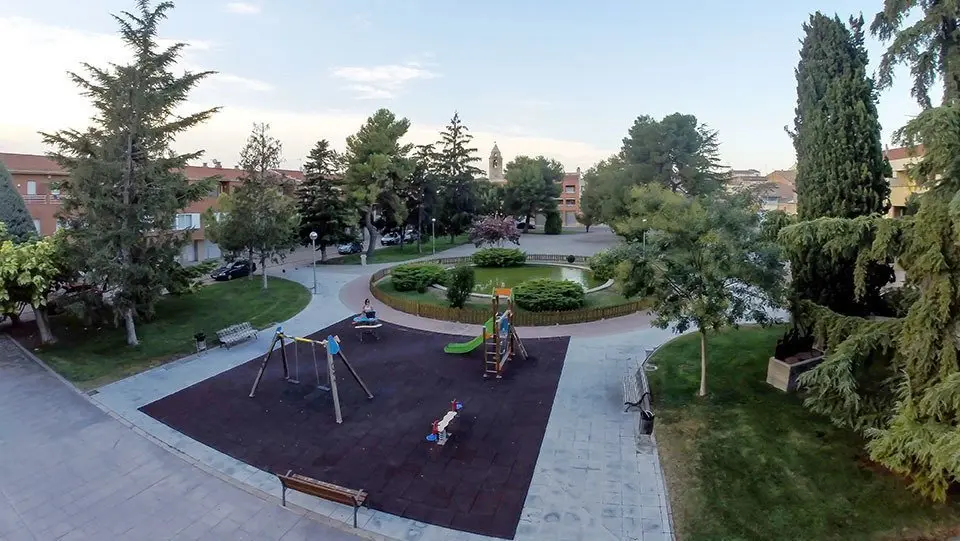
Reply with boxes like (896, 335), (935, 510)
(468, 215), (521, 247)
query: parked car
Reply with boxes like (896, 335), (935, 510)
(380, 232), (401, 246)
(210, 259), (256, 281)
(404, 230), (420, 242)
(337, 240), (363, 255)
(517, 219), (536, 230)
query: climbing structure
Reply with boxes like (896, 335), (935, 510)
(484, 288), (528, 378)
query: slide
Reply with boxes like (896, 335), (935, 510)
(443, 317), (494, 354)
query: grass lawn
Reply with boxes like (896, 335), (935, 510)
(649, 326), (960, 541)
(24, 276), (311, 390)
(375, 277), (638, 311)
(334, 234), (471, 264)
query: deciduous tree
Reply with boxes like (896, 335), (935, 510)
(468, 215), (521, 247)
(615, 185), (785, 396)
(504, 155), (563, 230)
(42, 0), (219, 346)
(0, 229), (69, 344)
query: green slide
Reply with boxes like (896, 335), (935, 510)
(443, 317), (495, 354)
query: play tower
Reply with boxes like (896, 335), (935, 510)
(484, 288), (528, 378)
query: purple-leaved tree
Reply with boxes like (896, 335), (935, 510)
(468, 215), (521, 247)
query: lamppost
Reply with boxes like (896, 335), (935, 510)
(642, 218), (648, 254)
(431, 218), (436, 255)
(309, 231), (318, 294)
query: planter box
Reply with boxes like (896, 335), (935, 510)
(766, 350), (824, 392)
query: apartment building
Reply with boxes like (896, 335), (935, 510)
(884, 145), (925, 218)
(0, 152), (304, 263)
(725, 167), (797, 214)
(486, 144), (585, 225)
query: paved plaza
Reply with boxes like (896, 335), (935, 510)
(1, 228), (680, 541)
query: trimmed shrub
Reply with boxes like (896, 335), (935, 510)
(514, 279), (585, 312)
(566, 254), (576, 263)
(446, 265), (475, 308)
(391, 263), (445, 292)
(544, 211), (562, 235)
(472, 247), (527, 267)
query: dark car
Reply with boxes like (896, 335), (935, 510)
(210, 259), (256, 281)
(337, 241), (363, 255)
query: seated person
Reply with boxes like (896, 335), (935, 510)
(353, 299), (378, 324)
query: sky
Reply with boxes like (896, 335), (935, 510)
(0, 0), (933, 175)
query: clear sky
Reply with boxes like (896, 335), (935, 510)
(0, 0), (931, 174)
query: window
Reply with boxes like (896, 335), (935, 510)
(33, 220), (41, 234)
(564, 186), (575, 193)
(565, 199), (576, 206)
(174, 213), (200, 230)
(26, 181), (37, 195)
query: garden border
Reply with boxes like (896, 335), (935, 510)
(368, 254), (648, 326)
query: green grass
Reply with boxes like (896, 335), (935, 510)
(33, 276), (311, 390)
(335, 235), (470, 264)
(375, 276), (636, 311)
(649, 326), (960, 541)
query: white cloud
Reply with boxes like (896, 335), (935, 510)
(0, 16), (613, 173)
(225, 2), (261, 15)
(330, 63), (438, 100)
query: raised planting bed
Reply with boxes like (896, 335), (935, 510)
(766, 349), (825, 392)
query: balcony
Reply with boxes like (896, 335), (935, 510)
(22, 194), (61, 204)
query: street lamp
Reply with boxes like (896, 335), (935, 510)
(309, 231), (318, 294)
(431, 218), (436, 255)
(642, 218), (648, 254)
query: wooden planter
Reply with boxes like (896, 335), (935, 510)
(766, 350), (824, 392)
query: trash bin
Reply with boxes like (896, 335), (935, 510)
(639, 409), (655, 435)
(360, 254), (367, 266)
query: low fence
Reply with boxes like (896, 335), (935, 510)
(368, 255), (647, 327)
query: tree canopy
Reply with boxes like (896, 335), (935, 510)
(504, 155), (563, 227)
(41, 0), (218, 345)
(435, 112), (483, 241)
(296, 139), (354, 261)
(0, 162), (37, 243)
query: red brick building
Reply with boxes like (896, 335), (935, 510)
(0, 152), (304, 263)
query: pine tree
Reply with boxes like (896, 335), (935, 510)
(342, 109), (414, 259)
(790, 13), (892, 316)
(0, 161), (36, 243)
(436, 112), (483, 242)
(778, 4), (960, 502)
(296, 139), (355, 262)
(41, 0), (219, 346)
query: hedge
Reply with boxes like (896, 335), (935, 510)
(472, 247), (526, 267)
(514, 278), (586, 312)
(391, 263), (446, 292)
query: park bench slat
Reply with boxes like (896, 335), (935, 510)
(277, 470), (367, 527)
(216, 321), (258, 348)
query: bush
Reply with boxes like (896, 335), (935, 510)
(472, 247), (527, 267)
(514, 279), (585, 312)
(589, 244), (642, 281)
(391, 263), (445, 292)
(446, 265), (475, 308)
(544, 211), (562, 235)
(566, 254), (576, 263)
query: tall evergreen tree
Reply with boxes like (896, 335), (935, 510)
(342, 108), (414, 259)
(0, 162), (37, 243)
(790, 13), (893, 316)
(296, 139), (354, 262)
(435, 112), (483, 242)
(407, 144), (440, 252)
(42, 0), (218, 346)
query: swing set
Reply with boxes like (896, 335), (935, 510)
(248, 327), (373, 424)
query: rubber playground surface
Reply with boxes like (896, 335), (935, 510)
(140, 318), (570, 539)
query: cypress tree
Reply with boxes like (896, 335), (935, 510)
(0, 162), (37, 243)
(790, 13), (892, 316)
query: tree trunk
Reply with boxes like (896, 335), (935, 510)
(319, 245), (327, 263)
(585, 224), (591, 233)
(260, 255), (269, 289)
(32, 305), (56, 345)
(124, 307), (139, 346)
(698, 330), (708, 397)
(247, 248), (255, 280)
(364, 209), (377, 258)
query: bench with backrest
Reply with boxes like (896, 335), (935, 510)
(216, 322), (258, 348)
(276, 470), (367, 527)
(623, 360), (652, 412)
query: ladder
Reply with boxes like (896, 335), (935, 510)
(484, 337), (500, 377)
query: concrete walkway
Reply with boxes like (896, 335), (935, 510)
(0, 337), (373, 541)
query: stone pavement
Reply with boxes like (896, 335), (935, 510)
(0, 336), (373, 541)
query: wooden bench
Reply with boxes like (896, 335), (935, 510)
(276, 470), (368, 527)
(216, 322), (258, 348)
(623, 363), (652, 412)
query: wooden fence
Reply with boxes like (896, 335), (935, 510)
(368, 255), (647, 327)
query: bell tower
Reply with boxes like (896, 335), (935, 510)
(489, 143), (504, 182)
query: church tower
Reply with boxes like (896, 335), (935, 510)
(488, 143), (505, 183)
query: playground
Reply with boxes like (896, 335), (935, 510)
(139, 316), (570, 539)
